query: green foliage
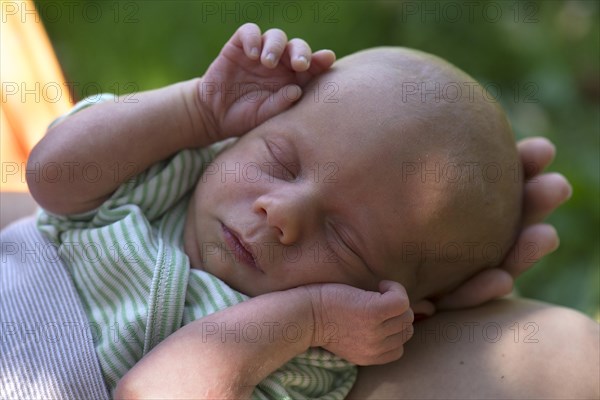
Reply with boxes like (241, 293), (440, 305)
(35, 0), (599, 318)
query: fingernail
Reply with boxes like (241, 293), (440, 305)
(265, 52), (276, 64)
(296, 55), (308, 65)
(250, 47), (259, 59)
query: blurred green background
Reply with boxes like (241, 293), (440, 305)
(34, 0), (599, 319)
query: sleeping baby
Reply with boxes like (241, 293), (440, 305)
(27, 23), (521, 398)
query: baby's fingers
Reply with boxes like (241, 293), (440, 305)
(370, 346), (406, 366)
(381, 308), (414, 338)
(285, 38), (312, 72)
(235, 23), (262, 60)
(361, 329), (414, 366)
(260, 28), (288, 68)
(293, 49), (336, 86)
(309, 49), (336, 74)
(375, 280), (411, 318)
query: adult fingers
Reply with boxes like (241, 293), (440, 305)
(435, 269), (514, 310)
(260, 28), (288, 68)
(523, 173), (572, 225)
(234, 22), (262, 60)
(517, 137), (555, 180)
(500, 223), (559, 277)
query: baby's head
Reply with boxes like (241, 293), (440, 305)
(184, 47), (522, 307)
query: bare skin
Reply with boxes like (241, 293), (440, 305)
(350, 298), (599, 400)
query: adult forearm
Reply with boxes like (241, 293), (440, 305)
(115, 287), (316, 399)
(27, 79), (210, 215)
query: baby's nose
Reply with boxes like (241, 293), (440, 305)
(252, 191), (320, 245)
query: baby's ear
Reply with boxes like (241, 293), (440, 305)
(412, 299), (436, 319)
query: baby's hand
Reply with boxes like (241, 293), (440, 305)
(306, 281), (414, 366)
(197, 23), (335, 141)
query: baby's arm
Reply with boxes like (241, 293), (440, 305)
(27, 82), (204, 214)
(27, 24), (335, 215)
(114, 281), (413, 399)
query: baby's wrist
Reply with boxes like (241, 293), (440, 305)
(300, 284), (328, 348)
(179, 78), (220, 147)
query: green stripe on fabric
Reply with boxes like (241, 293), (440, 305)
(155, 159), (178, 219)
(146, 165), (165, 218)
(129, 213), (157, 284)
(71, 230), (111, 324)
(93, 226), (147, 314)
(118, 214), (154, 277)
(256, 380), (290, 400)
(160, 198), (187, 249)
(104, 224), (147, 362)
(185, 274), (209, 317)
(208, 273), (239, 308)
(194, 273), (222, 313)
(94, 225), (148, 330)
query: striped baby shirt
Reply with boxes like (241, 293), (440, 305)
(36, 95), (356, 398)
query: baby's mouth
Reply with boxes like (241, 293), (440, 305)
(221, 223), (263, 273)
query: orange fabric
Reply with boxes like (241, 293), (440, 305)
(1, 0), (72, 192)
